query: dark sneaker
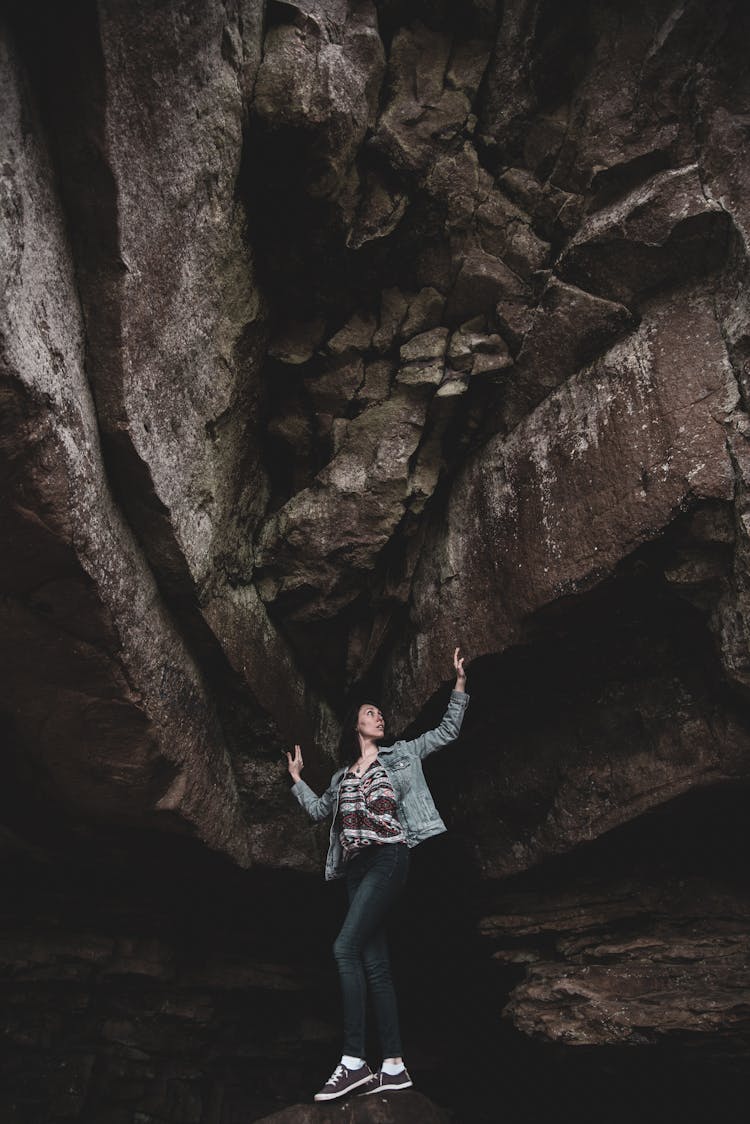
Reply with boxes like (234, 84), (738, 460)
(359, 1067), (413, 1095)
(314, 1061), (375, 1102)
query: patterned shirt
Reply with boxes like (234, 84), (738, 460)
(338, 760), (406, 857)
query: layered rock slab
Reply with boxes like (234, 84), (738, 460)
(253, 0), (385, 207)
(0, 20), (314, 867)
(483, 875), (750, 1050)
(445, 621), (750, 880)
(253, 1090), (451, 1123)
(385, 286), (738, 730)
(87, 0), (265, 592)
(24, 1), (337, 750)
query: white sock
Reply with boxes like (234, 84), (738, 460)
(341, 1055), (365, 1070)
(381, 1060), (405, 1075)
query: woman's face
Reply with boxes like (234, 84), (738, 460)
(356, 704), (385, 741)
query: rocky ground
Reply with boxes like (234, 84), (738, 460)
(2, 0), (750, 1120)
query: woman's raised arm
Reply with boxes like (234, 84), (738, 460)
(286, 743), (304, 784)
(287, 744), (339, 822)
(453, 645), (467, 692)
(402, 646), (470, 760)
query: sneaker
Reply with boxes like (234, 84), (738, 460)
(359, 1066), (413, 1094)
(314, 1061), (375, 1102)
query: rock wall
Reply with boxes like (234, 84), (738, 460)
(2, 0), (750, 1120)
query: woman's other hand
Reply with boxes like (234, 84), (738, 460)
(453, 646), (467, 691)
(286, 743), (304, 783)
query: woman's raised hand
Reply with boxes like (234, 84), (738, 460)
(453, 646), (467, 690)
(286, 743), (304, 784)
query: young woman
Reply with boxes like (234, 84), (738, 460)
(286, 647), (469, 1102)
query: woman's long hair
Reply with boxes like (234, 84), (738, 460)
(337, 700), (383, 767)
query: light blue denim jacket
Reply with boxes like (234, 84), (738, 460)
(291, 689), (470, 880)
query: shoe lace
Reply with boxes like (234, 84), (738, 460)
(329, 1064), (347, 1086)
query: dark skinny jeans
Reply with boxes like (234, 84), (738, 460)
(333, 842), (410, 1059)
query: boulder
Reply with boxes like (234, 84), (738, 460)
(384, 287), (738, 731)
(484, 875), (750, 1049)
(253, 1090), (452, 1123)
(0, 25), (255, 862)
(253, 0), (384, 201)
(561, 166), (732, 306)
(371, 22), (486, 177)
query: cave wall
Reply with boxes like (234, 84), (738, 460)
(2, 0), (750, 1120)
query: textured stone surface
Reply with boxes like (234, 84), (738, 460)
(254, 0), (384, 209)
(0, 22), (255, 861)
(483, 871), (750, 1049)
(0, 2), (334, 868)
(253, 1090), (451, 1123)
(3, 0), (750, 1119)
(65, 0), (266, 592)
(384, 287), (739, 731)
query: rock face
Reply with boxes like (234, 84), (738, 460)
(478, 787), (750, 1057)
(2, 0), (750, 1120)
(253, 1091), (450, 1123)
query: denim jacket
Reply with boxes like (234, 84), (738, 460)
(291, 690), (470, 880)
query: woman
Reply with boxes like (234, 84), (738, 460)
(286, 647), (469, 1102)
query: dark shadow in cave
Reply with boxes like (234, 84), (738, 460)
(387, 511), (750, 1120)
(423, 503), (743, 856)
(2, 520), (750, 1120)
(374, 789), (750, 1124)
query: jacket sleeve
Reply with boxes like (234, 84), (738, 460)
(290, 773), (340, 822)
(402, 689), (470, 760)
